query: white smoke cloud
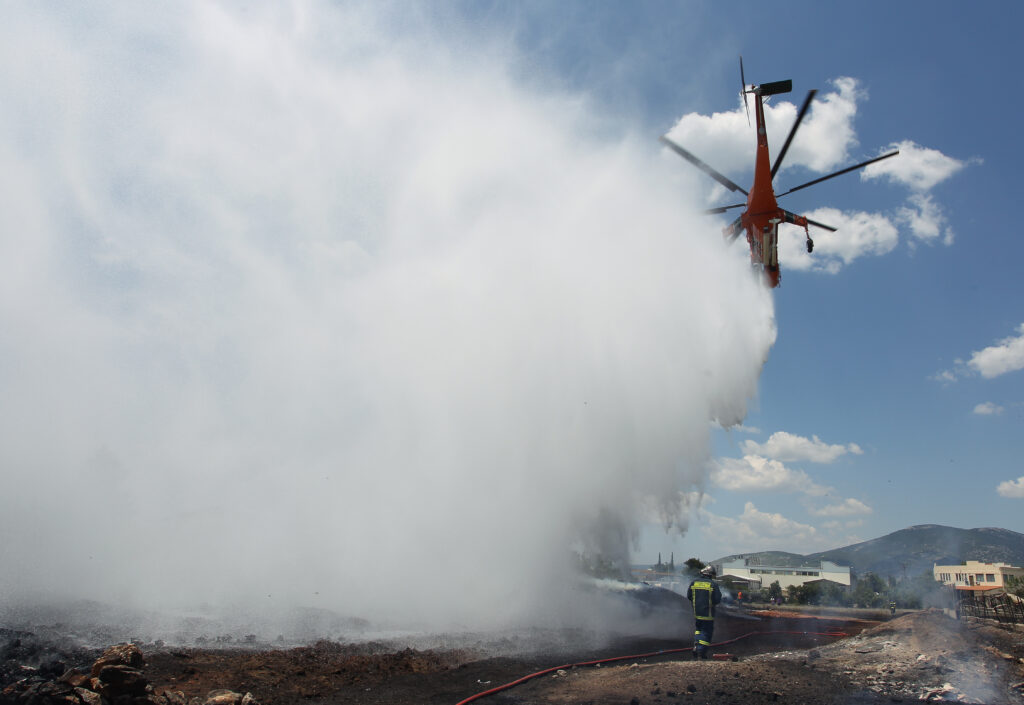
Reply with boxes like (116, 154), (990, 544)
(0, 3), (776, 630)
(740, 431), (862, 463)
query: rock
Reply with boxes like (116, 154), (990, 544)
(90, 643), (145, 676)
(203, 689), (245, 705)
(58, 668), (90, 688)
(93, 663), (149, 699)
(75, 686), (103, 705)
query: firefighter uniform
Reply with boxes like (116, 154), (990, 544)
(686, 573), (722, 659)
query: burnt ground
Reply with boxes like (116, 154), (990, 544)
(4, 609), (1024, 704)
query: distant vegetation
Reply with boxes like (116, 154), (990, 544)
(720, 571), (950, 609)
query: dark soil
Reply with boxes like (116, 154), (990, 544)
(5, 609), (1023, 705)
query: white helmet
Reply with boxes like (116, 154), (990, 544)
(700, 565), (717, 578)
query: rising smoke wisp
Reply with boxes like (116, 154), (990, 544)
(0, 3), (775, 632)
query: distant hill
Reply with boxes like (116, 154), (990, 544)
(712, 525), (1024, 578)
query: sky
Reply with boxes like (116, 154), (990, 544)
(0, 1), (1021, 628)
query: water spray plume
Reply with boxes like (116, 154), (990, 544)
(0, 3), (776, 635)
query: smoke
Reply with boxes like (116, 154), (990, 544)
(0, 3), (775, 632)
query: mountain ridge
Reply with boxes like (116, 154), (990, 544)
(710, 524), (1024, 578)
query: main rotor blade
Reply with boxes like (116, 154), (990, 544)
(776, 150), (900, 198)
(783, 209), (837, 232)
(806, 217), (838, 232)
(659, 135), (748, 195)
(705, 203), (746, 215)
(771, 89), (817, 179)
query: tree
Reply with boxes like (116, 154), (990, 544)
(684, 557), (706, 572)
(767, 580), (783, 603)
(852, 572), (887, 608)
(1005, 575), (1024, 598)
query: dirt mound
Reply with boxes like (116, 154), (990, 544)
(143, 640), (469, 701)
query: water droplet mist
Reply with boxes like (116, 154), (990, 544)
(0, 3), (776, 634)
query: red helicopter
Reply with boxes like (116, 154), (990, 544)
(660, 59), (899, 287)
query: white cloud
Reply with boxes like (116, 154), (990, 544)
(973, 402), (1004, 416)
(968, 324), (1024, 379)
(777, 207), (899, 274)
(767, 76), (863, 173)
(897, 193), (953, 245)
(741, 431), (862, 463)
(808, 498), (873, 517)
(712, 455), (830, 496)
(862, 140), (971, 192)
(665, 79), (967, 278)
(705, 502), (820, 549)
(664, 77), (862, 186)
(997, 477), (1024, 499)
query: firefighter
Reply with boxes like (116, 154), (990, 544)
(687, 566), (722, 660)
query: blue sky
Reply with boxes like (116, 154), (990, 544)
(1, 2), (1021, 620)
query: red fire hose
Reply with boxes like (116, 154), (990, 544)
(454, 629), (848, 705)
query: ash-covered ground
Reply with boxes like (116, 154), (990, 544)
(3, 600), (1023, 705)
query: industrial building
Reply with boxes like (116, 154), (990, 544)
(933, 560), (1024, 589)
(711, 557), (851, 590)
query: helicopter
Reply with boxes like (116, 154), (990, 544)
(660, 58), (899, 287)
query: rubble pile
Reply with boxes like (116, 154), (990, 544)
(1, 641), (256, 705)
(756, 609), (1024, 703)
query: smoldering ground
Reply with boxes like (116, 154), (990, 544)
(0, 3), (775, 637)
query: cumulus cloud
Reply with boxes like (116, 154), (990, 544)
(741, 431), (862, 463)
(997, 477), (1024, 499)
(973, 402), (1005, 416)
(896, 193), (954, 245)
(862, 140), (971, 192)
(935, 324), (1024, 382)
(705, 502), (819, 549)
(712, 455), (830, 496)
(664, 80), (967, 277)
(808, 498), (873, 517)
(968, 324), (1024, 378)
(778, 206), (900, 274)
(664, 77), (861, 185)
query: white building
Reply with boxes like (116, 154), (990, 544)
(933, 560), (1024, 589)
(712, 557), (851, 590)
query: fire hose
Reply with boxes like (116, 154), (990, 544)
(454, 628), (848, 705)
